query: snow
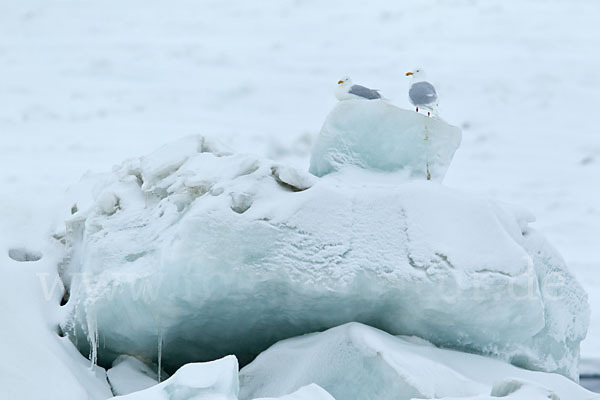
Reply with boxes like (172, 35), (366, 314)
(113, 356), (239, 400)
(111, 356), (336, 400)
(107, 355), (163, 396)
(271, 164), (316, 191)
(252, 385), (335, 400)
(59, 136), (587, 379)
(0, 234), (112, 399)
(239, 323), (593, 400)
(1, 0), (599, 397)
(412, 379), (564, 399)
(309, 100), (461, 180)
(489, 379), (560, 400)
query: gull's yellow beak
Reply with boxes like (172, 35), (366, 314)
(405, 72), (413, 76)
(337, 80), (344, 84)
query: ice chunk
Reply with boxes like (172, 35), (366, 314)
(60, 136), (588, 379)
(112, 358), (334, 400)
(309, 100), (462, 181)
(96, 191), (120, 216)
(239, 323), (592, 400)
(271, 164), (315, 191)
(138, 135), (231, 192)
(114, 355), (239, 400)
(107, 355), (163, 396)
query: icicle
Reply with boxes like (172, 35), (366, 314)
(424, 120), (431, 180)
(86, 308), (98, 369)
(157, 327), (163, 382)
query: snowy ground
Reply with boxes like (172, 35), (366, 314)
(1, 0), (599, 384)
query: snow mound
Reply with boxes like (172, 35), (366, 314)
(60, 136), (588, 379)
(114, 356), (239, 400)
(253, 384), (335, 400)
(239, 323), (591, 400)
(309, 100), (462, 180)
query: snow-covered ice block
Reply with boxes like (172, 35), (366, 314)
(309, 100), (462, 180)
(239, 323), (591, 400)
(107, 355), (163, 396)
(114, 355), (239, 400)
(61, 136), (588, 380)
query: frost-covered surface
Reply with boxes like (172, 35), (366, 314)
(114, 356), (239, 400)
(107, 355), (163, 396)
(60, 136), (587, 379)
(309, 100), (461, 180)
(239, 323), (594, 400)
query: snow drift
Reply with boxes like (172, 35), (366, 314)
(114, 355), (239, 400)
(59, 135), (588, 380)
(0, 234), (113, 400)
(252, 385), (336, 400)
(309, 100), (462, 180)
(113, 355), (336, 400)
(240, 323), (593, 400)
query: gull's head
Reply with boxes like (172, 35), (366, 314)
(405, 69), (425, 81)
(337, 76), (352, 87)
(334, 76), (354, 100)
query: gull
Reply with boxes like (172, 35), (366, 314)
(334, 76), (382, 101)
(406, 69), (438, 116)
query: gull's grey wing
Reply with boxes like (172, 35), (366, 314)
(349, 84), (382, 100)
(409, 81), (437, 106)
